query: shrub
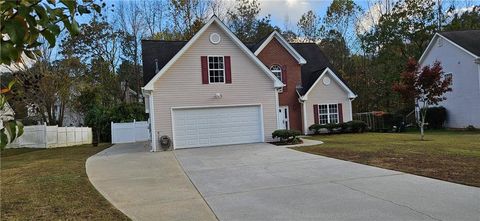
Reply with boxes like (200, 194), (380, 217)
(466, 125), (477, 131)
(309, 120), (367, 134)
(272, 129), (301, 143)
(308, 124), (322, 134)
(425, 107), (447, 129)
(347, 120), (368, 133)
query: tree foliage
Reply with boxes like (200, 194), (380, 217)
(227, 0), (277, 43)
(0, 0), (104, 65)
(393, 59), (452, 140)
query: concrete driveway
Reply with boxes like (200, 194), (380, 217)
(86, 142), (216, 221)
(175, 143), (480, 221)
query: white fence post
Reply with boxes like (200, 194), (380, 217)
(111, 121), (114, 144)
(133, 119), (136, 142)
(43, 122), (47, 148)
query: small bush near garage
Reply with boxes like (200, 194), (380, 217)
(466, 125), (477, 131)
(272, 129), (302, 144)
(309, 120), (367, 134)
(425, 107), (447, 129)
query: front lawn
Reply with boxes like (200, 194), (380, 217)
(1, 144), (129, 220)
(294, 130), (480, 187)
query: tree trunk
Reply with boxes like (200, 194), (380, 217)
(420, 124), (425, 141)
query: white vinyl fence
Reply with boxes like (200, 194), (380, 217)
(7, 124), (92, 148)
(111, 120), (150, 144)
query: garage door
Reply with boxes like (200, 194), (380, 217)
(172, 105), (263, 149)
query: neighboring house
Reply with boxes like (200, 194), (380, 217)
(142, 16), (356, 150)
(419, 30), (480, 128)
(121, 81), (143, 103)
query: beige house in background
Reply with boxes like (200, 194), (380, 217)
(142, 16), (356, 151)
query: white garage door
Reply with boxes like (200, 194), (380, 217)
(172, 105), (263, 149)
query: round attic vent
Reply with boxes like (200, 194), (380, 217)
(323, 76), (331, 85)
(210, 33), (221, 44)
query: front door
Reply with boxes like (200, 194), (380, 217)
(278, 106), (289, 129)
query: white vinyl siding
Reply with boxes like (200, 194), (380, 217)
(152, 23), (277, 146)
(304, 72), (352, 134)
(420, 36), (480, 128)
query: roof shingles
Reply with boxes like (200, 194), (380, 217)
(141, 36), (353, 97)
(440, 30), (480, 57)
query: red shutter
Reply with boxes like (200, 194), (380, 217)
(201, 56), (208, 84)
(338, 103), (343, 123)
(225, 56), (232, 84)
(282, 65), (287, 92)
(314, 105), (319, 124)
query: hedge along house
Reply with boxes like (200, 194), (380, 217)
(142, 16), (356, 151)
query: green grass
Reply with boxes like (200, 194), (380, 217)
(1, 144), (130, 220)
(294, 130), (480, 187)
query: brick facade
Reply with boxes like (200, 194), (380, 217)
(257, 38), (303, 131)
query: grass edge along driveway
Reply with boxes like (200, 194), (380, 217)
(294, 130), (480, 187)
(1, 143), (130, 220)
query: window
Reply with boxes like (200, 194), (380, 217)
(208, 56), (225, 83)
(318, 104), (338, 124)
(270, 65), (282, 81)
(445, 72), (453, 84)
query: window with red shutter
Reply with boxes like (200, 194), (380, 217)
(201, 56), (208, 84)
(313, 105), (319, 124)
(338, 103), (343, 123)
(225, 56), (231, 84)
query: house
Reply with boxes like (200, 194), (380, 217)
(142, 16), (356, 150)
(419, 30), (480, 128)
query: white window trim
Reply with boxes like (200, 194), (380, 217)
(207, 55), (226, 84)
(270, 65), (282, 81)
(318, 103), (339, 125)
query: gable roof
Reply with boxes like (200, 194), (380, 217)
(141, 22), (355, 98)
(301, 67), (357, 100)
(440, 30), (480, 57)
(142, 40), (187, 86)
(419, 30), (480, 64)
(142, 16), (283, 90)
(253, 31), (307, 64)
(289, 43), (353, 97)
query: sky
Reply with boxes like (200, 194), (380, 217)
(96, 0), (479, 33)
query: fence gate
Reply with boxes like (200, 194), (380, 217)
(111, 120), (150, 144)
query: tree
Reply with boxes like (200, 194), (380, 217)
(0, 0), (103, 65)
(227, 0), (275, 43)
(10, 58), (81, 126)
(61, 18), (121, 73)
(169, 0), (209, 39)
(0, 81), (23, 150)
(141, 0), (167, 39)
(1, 0), (103, 149)
(117, 1), (145, 100)
(297, 10), (319, 42)
(357, 0), (441, 112)
(323, 0), (361, 50)
(443, 5), (480, 31)
(393, 59), (452, 140)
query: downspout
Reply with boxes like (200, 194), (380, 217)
(297, 90), (308, 135)
(142, 89), (157, 152)
(274, 88), (280, 129)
